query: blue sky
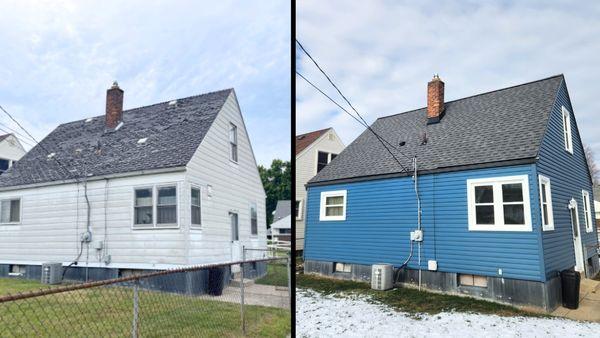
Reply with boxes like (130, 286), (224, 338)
(0, 0), (290, 166)
(297, 1), (600, 166)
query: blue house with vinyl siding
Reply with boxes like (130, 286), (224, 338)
(303, 75), (600, 311)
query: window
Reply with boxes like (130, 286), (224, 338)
(8, 264), (25, 276)
(0, 198), (20, 223)
(230, 212), (239, 241)
(539, 175), (554, 231)
(250, 203), (258, 235)
(458, 274), (488, 288)
(191, 188), (201, 227)
(295, 200), (303, 220)
(320, 190), (347, 221)
(582, 190), (593, 233)
(134, 188), (153, 225)
(316, 151), (338, 173)
(562, 106), (573, 154)
(466, 175), (531, 231)
(157, 186), (177, 224)
(334, 262), (351, 273)
(0, 159), (9, 173)
(229, 123), (238, 162)
(279, 228), (291, 234)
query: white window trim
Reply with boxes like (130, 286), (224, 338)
(296, 199), (304, 221)
(466, 175), (532, 231)
(538, 175), (554, 231)
(314, 150), (338, 175)
(562, 106), (573, 154)
(132, 184), (180, 230)
(0, 197), (21, 225)
(190, 185), (203, 230)
(582, 190), (593, 233)
(250, 201), (258, 237)
(320, 190), (347, 221)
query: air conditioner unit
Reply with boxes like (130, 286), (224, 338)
(41, 262), (63, 285)
(371, 264), (394, 290)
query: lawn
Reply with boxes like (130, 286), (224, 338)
(255, 262), (289, 287)
(298, 273), (544, 318)
(0, 277), (290, 337)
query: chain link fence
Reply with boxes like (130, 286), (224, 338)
(0, 257), (291, 337)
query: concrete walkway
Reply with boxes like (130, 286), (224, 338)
(552, 278), (600, 322)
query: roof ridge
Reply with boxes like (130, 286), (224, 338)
(296, 127), (331, 138)
(377, 74), (564, 120)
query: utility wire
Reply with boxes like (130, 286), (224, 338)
(0, 125), (35, 148)
(296, 39), (414, 170)
(0, 121), (38, 147)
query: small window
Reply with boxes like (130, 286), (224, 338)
(458, 274), (488, 287)
(191, 188), (201, 227)
(0, 159), (9, 173)
(8, 264), (25, 276)
(250, 203), (258, 236)
(334, 262), (351, 273)
(279, 228), (291, 234)
(582, 190), (593, 233)
(539, 175), (554, 231)
(295, 200), (303, 220)
(316, 151), (338, 173)
(230, 212), (239, 241)
(229, 123), (238, 162)
(467, 175), (531, 231)
(562, 106), (573, 154)
(0, 198), (20, 223)
(320, 190), (347, 221)
(134, 188), (153, 226)
(157, 186), (177, 224)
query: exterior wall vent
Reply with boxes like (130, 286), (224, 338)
(371, 264), (394, 290)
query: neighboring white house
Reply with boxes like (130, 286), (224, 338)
(271, 200), (291, 243)
(0, 83), (267, 282)
(295, 128), (344, 252)
(594, 185), (600, 242)
(0, 134), (26, 174)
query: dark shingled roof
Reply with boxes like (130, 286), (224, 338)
(273, 200), (291, 221)
(0, 89), (233, 188)
(309, 75), (564, 185)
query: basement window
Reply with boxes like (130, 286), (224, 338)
(320, 190), (347, 221)
(9, 264), (26, 276)
(334, 262), (351, 273)
(458, 274), (488, 288)
(0, 198), (20, 224)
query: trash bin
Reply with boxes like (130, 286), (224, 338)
(207, 267), (226, 296)
(560, 269), (581, 309)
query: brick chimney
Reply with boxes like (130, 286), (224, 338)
(427, 74), (444, 124)
(105, 81), (124, 128)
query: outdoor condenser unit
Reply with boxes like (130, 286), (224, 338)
(371, 264), (394, 291)
(41, 262), (63, 285)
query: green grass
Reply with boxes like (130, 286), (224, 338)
(298, 273), (545, 318)
(0, 278), (290, 337)
(255, 263), (289, 287)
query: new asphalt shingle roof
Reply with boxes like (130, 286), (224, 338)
(0, 89), (233, 188)
(309, 75), (565, 185)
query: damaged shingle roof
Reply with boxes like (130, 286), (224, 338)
(309, 75), (564, 185)
(0, 89), (233, 188)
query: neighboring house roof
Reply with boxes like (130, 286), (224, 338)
(309, 75), (565, 185)
(273, 200), (291, 221)
(0, 134), (10, 143)
(0, 89), (233, 188)
(296, 128), (330, 155)
(271, 214), (291, 229)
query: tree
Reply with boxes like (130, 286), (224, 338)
(584, 144), (599, 185)
(258, 159), (291, 225)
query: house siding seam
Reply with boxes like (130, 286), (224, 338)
(304, 164), (544, 282)
(536, 80), (600, 279)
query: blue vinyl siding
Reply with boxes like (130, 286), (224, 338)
(537, 80), (599, 279)
(305, 164), (544, 281)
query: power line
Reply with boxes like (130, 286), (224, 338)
(0, 125), (35, 148)
(0, 121), (38, 147)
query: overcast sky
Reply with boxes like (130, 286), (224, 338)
(0, 0), (290, 166)
(297, 0), (600, 165)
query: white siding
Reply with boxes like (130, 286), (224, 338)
(185, 91), (267, 263)
(0, 134), (26, 162)
(295, 129), (344, 250)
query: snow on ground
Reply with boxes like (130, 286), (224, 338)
(297, 289), (600, 337)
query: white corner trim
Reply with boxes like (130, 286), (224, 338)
(296, 199), (304, 221)
(319, 190), (347, 221)
(466, 175), (532, 232)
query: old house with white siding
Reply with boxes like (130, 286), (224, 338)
(0, 134), (26, 174)
(0, 83), (267, 287)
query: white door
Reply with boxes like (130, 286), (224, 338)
(229, 212), (241, 272)
(569, 199), (585, 272)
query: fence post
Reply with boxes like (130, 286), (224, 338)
(241, 245), (246, 335)
(132, 279), (139, 338)
(287, 252), (291, 303)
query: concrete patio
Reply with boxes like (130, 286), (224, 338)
(552, 278), (600, 322)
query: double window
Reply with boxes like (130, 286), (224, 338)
(582, 190), (593, 233)
(0, 198), (20, 224)
(562, 106), (573, 154)
(134, 185), (178, 228)
(320, 190), (347, 221)
(539, 175), (554, 231)
(467, 175), (531, 231)
(229, 123), (238, 162)
(317, 151), (338, 173)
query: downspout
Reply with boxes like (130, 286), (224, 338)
(414, 156), (422, 291)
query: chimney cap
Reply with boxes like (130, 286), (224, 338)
(111, 81), (120, 88)
(432, 74), (441, 81)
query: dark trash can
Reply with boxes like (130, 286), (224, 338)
(207, 267), (226, 296)
(560, 269), (581, 309)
